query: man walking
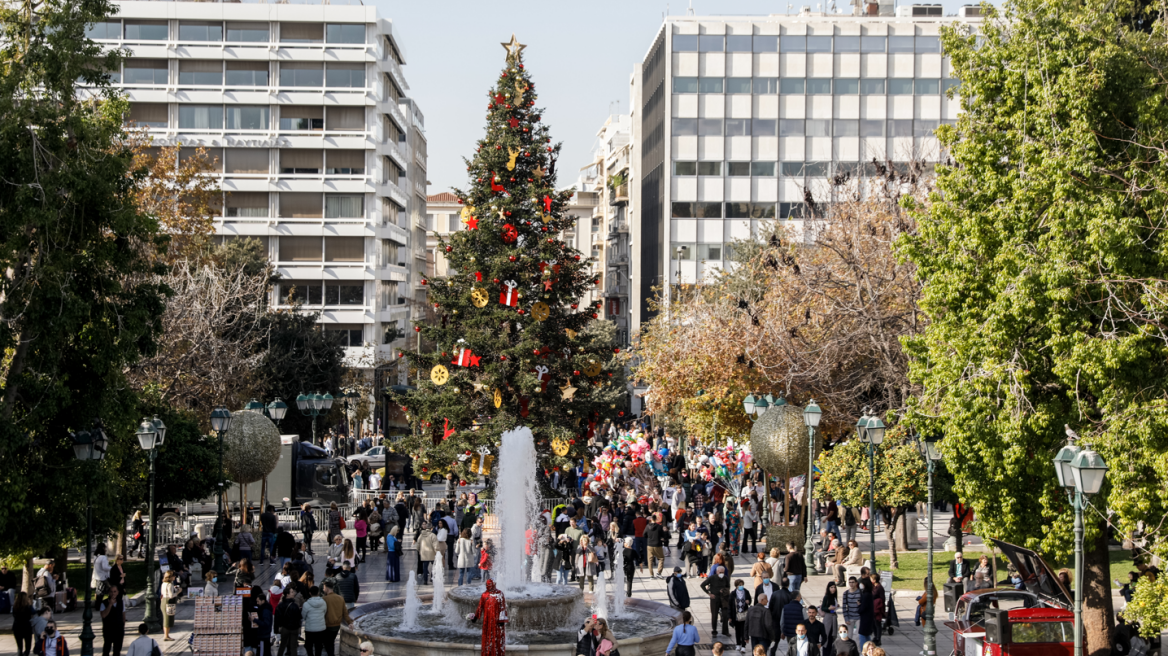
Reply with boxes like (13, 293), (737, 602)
(98, 585), (126, 656)
(259, 505), (279, 565)
(746, 594), (775, 656)
(299, 504), (318, 555)
(645, 513), (668, 578)
(274, 587), (302, 656)
(700, 564), (732, 638)
(321, 581), (355, 656)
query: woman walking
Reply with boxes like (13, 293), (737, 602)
(160, 571), (181, 641)
(576, 536), (599, 592)
(456, 529), (476, 586)
(13, 591), (34, 656)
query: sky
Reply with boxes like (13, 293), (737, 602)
(368, 0), (989, 196)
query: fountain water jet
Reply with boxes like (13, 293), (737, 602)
(612, 548), (628, 616)
(494, 426), (539, 590)
(432, 551), (445, 614)
(401, 571), (421, 630)
(594, 570), (610, 620)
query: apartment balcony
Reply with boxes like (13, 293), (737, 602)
(609, 183), (629, 206)
(603, 283), (628, 299)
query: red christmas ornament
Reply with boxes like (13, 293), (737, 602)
(500, 355), (508, 360)
(502, 224), (519, 244)
(614, 348), (621, 353)
(574, 255), (581, 261)
(509, 255), (517, 262)
(458, 199), (464, 205)
(496, 144), (502, 150)
(505, 211), (512, 216)
(533, 349), (541, 355)
(445, 246), (452, 252)
(543, 195), (553, 212)
(421, 279), (428, 285)
(519, 64), (524, 69)
(460, 480), (467, 486)
(528, 178), (534, 182)
(619, 411), (624, 417)
(573, 370), (580, 375)
(571, 303), (578, 309)
(493, 278), (500, 284)
(414, 326), (420, 332)
(547, 238), (554, 244)
(466, 217), (478, 230)
(547, 147), (552, 152)
(592, 313), (598, 319)
(517, 308), (525, 315)
(569, 439), (576, 445)
(422, 467), (428, 472)
(465, 451), (472, 456)
(509, 117), (519, 128)
(475, 271), (483, 282)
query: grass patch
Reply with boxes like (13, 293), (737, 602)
(65, 559), (147, 596)
(869, 548), (1134, 591)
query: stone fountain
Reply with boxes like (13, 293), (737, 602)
(342, 427), (680, 656)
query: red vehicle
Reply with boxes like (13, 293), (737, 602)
(946, 540), (1074, 656)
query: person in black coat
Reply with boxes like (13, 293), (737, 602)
(833, 622), (860, 656)
(273, 594), (301, 656)
(666, 568), (690, 611)
(947, 551), (974, 584)
(621, 538), (638, 598)
(576, 617), (601, 656)
(857, 580), (875, 644)
(700, 565), (732, 638)
(780, 592), (805, 641)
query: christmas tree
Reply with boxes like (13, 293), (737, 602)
(392, 36), (627, 483)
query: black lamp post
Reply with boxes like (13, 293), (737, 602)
(912, 433), (944, 656)
(134, 416), (166, 632)
(802, 400), (822, 557)
(1053, 441), (1108, 656)
(210, 407), (232, 577)
(295, 391), (333, 446)
(71, 420), (108, 656)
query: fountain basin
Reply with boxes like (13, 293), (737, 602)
(343, 595), (681, 656)
(447, 584), (583, 632)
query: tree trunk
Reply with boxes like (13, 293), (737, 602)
(261, 475), (268, 511)
(1082, 524), (1114, 656)
(22, 556), (34, 593)
(116, 526), (126, 558)
(239, 484), (247, 526)
(882, 507), (903, 570)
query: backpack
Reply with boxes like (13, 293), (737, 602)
(34, 575), (51, 598)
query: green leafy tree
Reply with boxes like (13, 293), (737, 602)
(254, 307), (346, 443)
(392, 39), (621, 480)
(123, 404), (220, 509)
(0, 0), (171, 564)
(814, 428), (926, 568)
(895, 0), (1168, 646)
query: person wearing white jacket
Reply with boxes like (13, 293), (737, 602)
(91, 543), (112, 597)
(455, 529), (477, 585)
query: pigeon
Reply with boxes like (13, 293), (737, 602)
(1065, 424), (1080, 441)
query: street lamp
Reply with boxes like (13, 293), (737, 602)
(913, 432), (944, 656)
(266, 398), (288, 426)
(742, 393), (785, 421)
(296, 391), (334, 446)
(802, 400), (822, 557)
(210, 407), (232, 576)
(71, 420), (107, 656)
(856, 407), (885, 568)
(134, 417), (165, 633)
(1052, 441), (1107, 656)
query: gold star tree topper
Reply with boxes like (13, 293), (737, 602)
(502, 34), (526, 63)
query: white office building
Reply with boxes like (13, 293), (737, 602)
(630, 5), (980, 333)
(98, 0), (424, 402)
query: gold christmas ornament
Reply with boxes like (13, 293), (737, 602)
(430, 365), (450, 385)
(565, 329), (577, 340)
(531, 302), (550, 321)
(471, 288), (489, 308)
(582, 358), (602, 377)
(493, 389), (503, 408)
(551, 437), (570, 456)
(560, 382), (577, 400)
(749, 402), (823, 475)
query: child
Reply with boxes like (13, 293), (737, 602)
(479, 539), (494, 581)
(713, 643), (726, 656)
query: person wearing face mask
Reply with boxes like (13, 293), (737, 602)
(666, 567), (691, 611)
(730, 579), (752, 652)
(790, 623), (820, 656)
(779, 591), (805, 643)
(203, 570), (219, 597)
(700, 565), (732, 638)
(832, 622), (859, 656)
(745, 593), (775, 655)
(34, 620), (67, 656)
(841, 578), (862, 640)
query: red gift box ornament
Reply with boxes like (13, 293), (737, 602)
(499, 279), (519, 306)
(502, 223), (518, 244)
(452, 346), (481, 368)
(535, 365), (550, 393)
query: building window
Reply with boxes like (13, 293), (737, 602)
(807, 78), (832, 95)
(448, 214), (460, 232)
(914, 120), (940, 137)
(778, 202), (808, 219)
(860, 120), (885, 137)
(179, 22), (222, 42)
(86, 21), (120, 40)
(889, 78), (915, 95)
(728, 162), (751, 177)
(915, 78), (941, 95)
(726, 77), (752, 94)
(127, 103), (167, 128)
(325, 237), (364, 262)
(326, 283), (364, 305)
(672, 161), (697, 176)
(725, 119), (750, 136)
(779, 78), (805, 94)
(326, 63), (365, 88)
(835, 78), (859, 95)
(381, 240), (399, 266)
(916, 36), (941, 53)
(860, 79), (886, 95)
(327, 107), (365, 131)
(726, 35), (752, 52)
(751, 162), (776, 176)
(862, 36), (887, 53)
(325, 194), (364, 219)
(670, 243), (696, 260)
(382, 321), (399, 344)
(780, 36), (806, 52)
(672, 118), (697, 136)
(670, 202), (722, 218)
(326, 325), (364, 347)
(227, 22), (269, 43)
(225, 149), (268, 174)
(280, 63), (323, 87)
(888, 119), (914, 137)
(698, 35), (724, 52)
(124, 21), (167, 41)
(226, 62), (268, 87)
(281, 22), (323, 44)
(753, 119), (777, 136)
(279, 236), (323, 262)
(697, 119), (723, 136)
(804, 162), (829, 177)
(123, 59), (168, 85)
(805, 119), (831, 137)
(326, 150), (365, 175)
(697, 161), (722, 176)
(754, 35), (778, 52)
(279, 280), (322, 305)
(279, 106), (324, 131)
(178, 105), (223, 130)
(726, 202), (776, 219)
(807, 36), (832, 53)
(889, 36), (916, 53)
(698, 78), (724, 94)
(697, 244), (724, 260)
(673, 77), (698, 93)
(779, 119), (804, 137)
(835, 36), (860, 53)
(672, 35), (698, 52)
(425, 213), (435, 230)
(781, 162), (805, 177)
(280, 149), (322, 174)
(834, 119), (859, 137)
(225, 191), (268, 217)
(279, 193), (322, 219)
(225, 105), (268, 130)
(753, 78), (778, 94)
(943, 78), (961, 94)
(326, 24), (365, 44)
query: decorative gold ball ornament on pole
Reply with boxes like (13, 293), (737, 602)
(749, 398), (823, 552)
